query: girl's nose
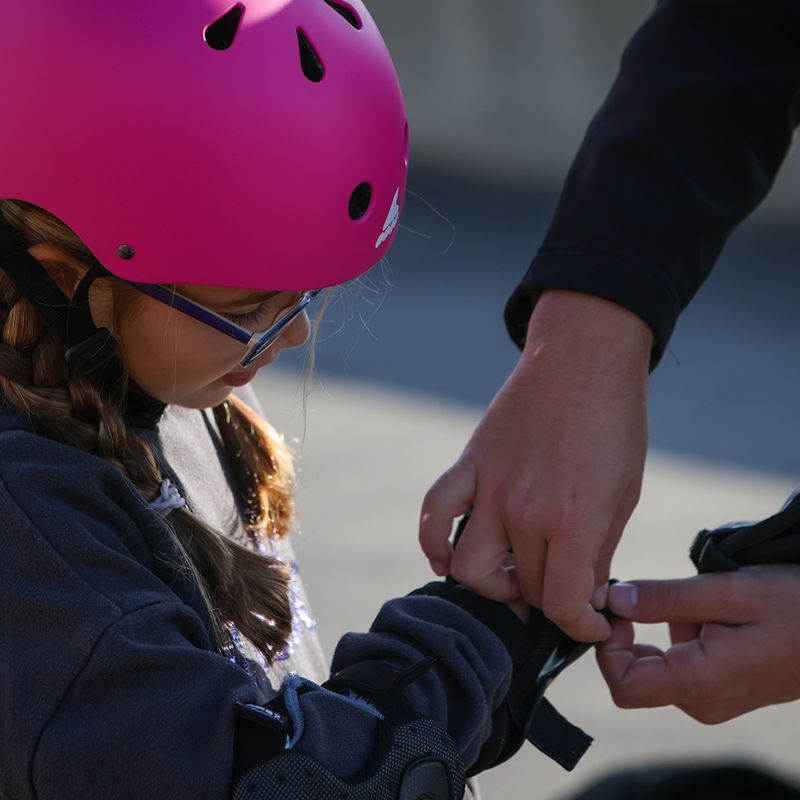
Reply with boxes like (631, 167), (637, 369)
(280, 309), (310, 349)
(254, 310), (310, 366)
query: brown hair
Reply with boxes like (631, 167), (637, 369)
(0, 199), (294, 660)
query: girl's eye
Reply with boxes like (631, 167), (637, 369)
(224, 304), (272, 327)
(221, 292), (299, 327)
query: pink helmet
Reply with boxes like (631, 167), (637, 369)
(0, 0), (408, 291)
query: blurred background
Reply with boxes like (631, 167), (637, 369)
(255, 1), (800, 797)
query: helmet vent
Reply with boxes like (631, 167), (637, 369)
(297, 29), (325, 82)
(204, 4), (245, 51)
(323, 1), (362, 30)
(348, 183), (372, 220)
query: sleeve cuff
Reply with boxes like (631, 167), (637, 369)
(505, 248), (683, 370)
(407, 582), (534, 672)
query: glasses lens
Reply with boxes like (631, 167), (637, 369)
(240, 291), (317, 367)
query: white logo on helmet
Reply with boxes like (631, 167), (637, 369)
(375, 188), (400, 248)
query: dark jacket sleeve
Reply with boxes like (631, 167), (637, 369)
(325, 593), (514, 771)
(506, 0), (800, 366)
(0, 430), (514, 799)
(0, 433), (261, 800)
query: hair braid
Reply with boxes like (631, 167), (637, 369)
(0, 201), (294, 660)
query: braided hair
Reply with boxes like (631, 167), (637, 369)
(0, 199), (296, 661)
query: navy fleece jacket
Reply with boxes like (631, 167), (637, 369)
(0, 398), (512, 799)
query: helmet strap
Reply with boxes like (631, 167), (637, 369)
(0, 221), (164, 428)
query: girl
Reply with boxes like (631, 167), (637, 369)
(0, 1), (541, 798)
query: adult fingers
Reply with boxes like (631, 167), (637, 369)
(597, 620), (707, 709)
(594, 477), (640, 589)
(448, 499), (522, 602)
(489, 500), (548, 608)
(598, 620), (663, 658)
(632, 643), (665, 659)
(669, 621), (702, 645)
(607, 575), (755, 625)
(419, 457), (477, 576)
(542, 531), (611, 643)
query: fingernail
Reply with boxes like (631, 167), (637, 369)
(604, 618), (630, 647)
(609, 582), (638, 617)
(430, 560), (446, 576)
(591, 583), (609, 609)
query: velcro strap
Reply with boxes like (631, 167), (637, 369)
(325, 657), (436, 696)
(526, 699), (592, 771)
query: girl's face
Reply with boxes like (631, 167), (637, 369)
(29, 244), (310, 408)
(109, 283), (311, 408)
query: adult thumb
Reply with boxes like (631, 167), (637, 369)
(608, 575), (752, 625)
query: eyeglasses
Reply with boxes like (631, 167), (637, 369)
(127, 282), (321, 368)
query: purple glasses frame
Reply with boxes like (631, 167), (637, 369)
(127, 282), (321, 368)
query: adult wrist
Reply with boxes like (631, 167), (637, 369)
(524, 289), (653, 371)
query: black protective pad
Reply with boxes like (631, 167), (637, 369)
(429, 511), (598, 773)
(691, 491), (800, 573)
(233, 717), (464, 800)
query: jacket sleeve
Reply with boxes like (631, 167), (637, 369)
(233, 594), (517, 794)
(32, 601), (260, 800)
(0, 433), (515, 799)
(31, 579), (513, 800)
(505, 0), (800, 367)
(0, 434), (262, 800)
(323, 593), (515, 770)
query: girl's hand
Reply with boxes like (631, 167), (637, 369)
(596, 566), (800, 723)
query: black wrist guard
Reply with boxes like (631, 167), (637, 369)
(232, 660), (465, 800)
(410, 580), (594, 775)
(411, 510), (606, 775)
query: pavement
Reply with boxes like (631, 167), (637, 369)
(251, 164), (800, 798)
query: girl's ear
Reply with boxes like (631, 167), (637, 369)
(27, 243), (88, 299)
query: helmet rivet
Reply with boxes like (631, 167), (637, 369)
(118, 244), (135, 260)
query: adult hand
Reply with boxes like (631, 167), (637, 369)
(597, 566), (800, 723)
(419, 290), (653, 642)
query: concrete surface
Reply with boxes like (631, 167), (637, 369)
(247, 149), (800, 796)
(254, 367), (800, 799)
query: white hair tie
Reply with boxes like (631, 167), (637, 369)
(149, 478), (187, 517)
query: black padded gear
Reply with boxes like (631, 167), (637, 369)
(233, 717), (464, 800)
(418, 511), (601, 774)
(691, 490), (800, 573)
(412, 579), (593, 774)
(232, 658), (466, 800)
